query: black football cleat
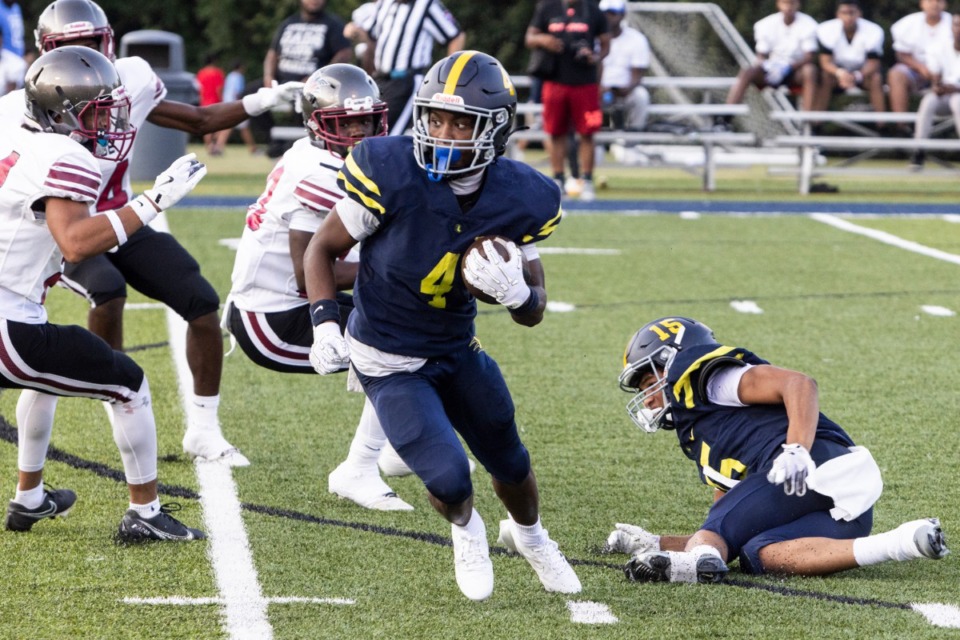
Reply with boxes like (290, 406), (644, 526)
(5, 488), (77, 532)
(116, 503), (205, 543)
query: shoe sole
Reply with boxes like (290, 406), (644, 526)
(5, 506), (73, 532)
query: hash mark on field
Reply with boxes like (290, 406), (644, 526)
(920, 305), (956, 317)
(730, 300), (764, 314)
(567, 601), (618, 624)
(537, 247), (621, 255)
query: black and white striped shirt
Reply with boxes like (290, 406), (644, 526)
(363, 0), (461, 74)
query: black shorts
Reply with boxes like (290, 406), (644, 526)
(0, 319), (144, 403)
(225, 292), (354, 374)
(59, 225), (219, 322)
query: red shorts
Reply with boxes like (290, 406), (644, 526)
(541, 81), (603, 136)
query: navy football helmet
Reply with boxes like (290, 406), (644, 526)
(412, 50), (516, 180)
(24, 46), (135, 162)
(300, 64), (388, 156)
(35, 0), (115, 60)
(619, 317), (717, 432)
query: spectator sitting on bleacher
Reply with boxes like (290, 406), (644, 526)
(910, 13), (960, 168)
(598, 0), (649, 132)
(722, 0), (818, 126)
(814, 1), (885, 116)
(887, 0), (953, 136)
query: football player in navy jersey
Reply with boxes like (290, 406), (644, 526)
(606, 316), (949, 583)
(302, 50), (580, 601)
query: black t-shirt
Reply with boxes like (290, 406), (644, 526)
(270, 12), (351, 84)
(529, 0), (608, 85)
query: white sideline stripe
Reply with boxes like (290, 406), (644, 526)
(730, 300), (764, 314)
(155, 213), (273, 640)
(125, 302), (166, 310)
(811, 214), (960, 266)
(123, 596), (355, 606)
(567, 601), (618, 625)
(921, 305), (956, 317)
(911, 603), (960, 628)
(538, 247), (620, 255)
(943, 215), (960, 224)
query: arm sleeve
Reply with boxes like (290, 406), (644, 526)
(704, 363), (753, 407)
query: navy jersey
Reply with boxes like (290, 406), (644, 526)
(666, 344), (854, 492)
(338, 136), (563, 357)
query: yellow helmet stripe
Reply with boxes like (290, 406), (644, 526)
(442, 51), (477, 95)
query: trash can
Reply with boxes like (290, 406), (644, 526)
(119, 30), (197, 181)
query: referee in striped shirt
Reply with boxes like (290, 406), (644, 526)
(359, 0), (466, 135)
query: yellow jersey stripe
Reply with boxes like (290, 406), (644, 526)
(673, 346), (741, 408)
(443, 51), (476, 94)
(339, 156), (385, 215)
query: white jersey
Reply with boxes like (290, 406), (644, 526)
(754, 11), (819, 65)
(926, 39), (960, 85)
(600, 25), (649, 88)
(0, 126), (100, 323)
(0, 56), (165, 213)
(230, 137), (350, 313)
(891, 11), (953, 66)
(817, 18), (884, 71)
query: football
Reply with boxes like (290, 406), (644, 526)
(461, 235), (530, 305)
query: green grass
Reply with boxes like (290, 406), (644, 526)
(1, 145), (958, 639)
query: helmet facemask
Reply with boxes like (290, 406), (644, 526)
(619, 345), (677, 433)
(72, 86), (135, 162)
(412, 101), (511, 181)
(307, 96), (388, 156)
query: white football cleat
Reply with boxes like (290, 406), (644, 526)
(908, 518), (950, 559)
(182, 428), (250, 467)
(327, 462), (413, 511)
(377, 444), (413, 477)
(497, 519), (581, 594)
(452, 520), (494, 601)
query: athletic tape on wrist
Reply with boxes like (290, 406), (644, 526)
(309, 298), (340, 327)
(130, 194), (159, 226)
(103, 209), (127, 246)
(509, 287), (540, 315)
(242, 92), (265, 117)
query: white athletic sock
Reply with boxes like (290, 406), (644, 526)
(15, 390), (58, 473)
(664, 551), (699, 583)
(129, 498), (161, 519)
(344, 398), (387, 470)
(14, 484), (45, 509)
(455, 508), (486, 538)
(853, 521), (927, 565)
(110, 378), (158, 486)
(188, 393), (221, 432)
(512, 516), (547, 548)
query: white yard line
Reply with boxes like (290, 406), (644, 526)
(911, 603), (960, 629)
(155, 213), (273, 640)
(810, 214), (960, 266)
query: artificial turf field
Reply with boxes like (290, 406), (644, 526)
(0, 146), (957, 639)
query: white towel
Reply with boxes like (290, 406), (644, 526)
(805, 445), (883, 522)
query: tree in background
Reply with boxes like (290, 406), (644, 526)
(16, 0), (927, 81)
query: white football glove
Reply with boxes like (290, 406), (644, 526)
(604, 523), (661, 555)
(310, 322), (350, 375)
(462, 239), (531, 309)
(762, 60), (791, 86)
(242, 81), (306, 116)
(129, 153), (206, 224)
(766, 443), (816, 496)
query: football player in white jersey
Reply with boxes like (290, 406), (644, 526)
(1, 47), (206, 541)
(888, 0), (954, 130)
(0, 0), (304, 466)
(815, 1), (886, 114)
(723, 0), (819, 118)
(225, 64), (415, 511)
